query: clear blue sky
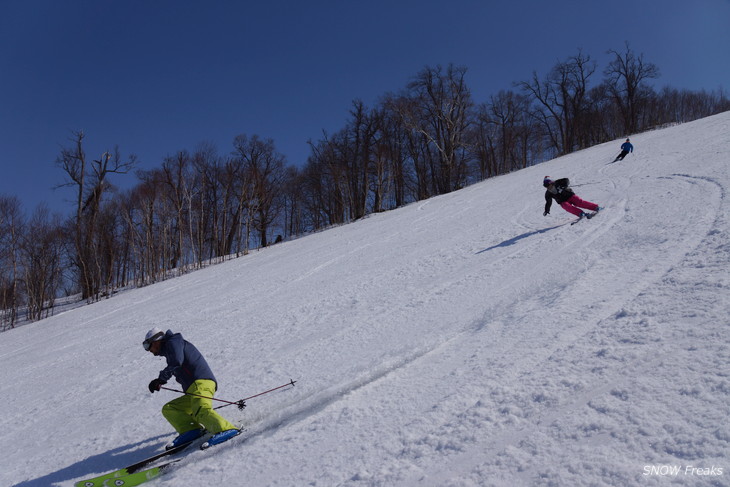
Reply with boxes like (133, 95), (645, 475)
(1, 0), (728, 214)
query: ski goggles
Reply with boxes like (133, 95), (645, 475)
(142, 332), (165, 351)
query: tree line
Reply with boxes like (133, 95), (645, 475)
(2, 43), (728, 330)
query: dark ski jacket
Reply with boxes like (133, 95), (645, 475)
(544, 178), (574, 214)
(156, 330), (217, 392)
(620, 141), (633, 153)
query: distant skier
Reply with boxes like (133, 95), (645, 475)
(542, 176), (600, 220)
(613, 138), (633, 162)
(144, 328), (240, 448)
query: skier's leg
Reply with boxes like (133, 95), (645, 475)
(162, 394), (202, 434)
(567, 195), (598, 211)
(559, 201), (583, 217)
(188, 380), (238, 434)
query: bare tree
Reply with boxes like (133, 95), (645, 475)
(0, 196), (23, 328)
(398, 64), (474, 194)
(373, 103), (409, 209)
(128, 171), (163, 285)
(21, 205), (64, 321)
(475, 90), (533, 178)
(191, 143), (223, 262)
(232, 135), (286, 248)
(280, 165), (305, 238)
(56, 131), (136, 300)
(161, 151), (192, 270)
(369, 109), (393, 213)
(518, 50), (596, 156)
(604, 42), (660, 134)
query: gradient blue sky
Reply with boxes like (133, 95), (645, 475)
(1, 0), (728, 214)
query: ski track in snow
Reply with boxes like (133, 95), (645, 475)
(2, 113), (729, 487)
(339, 178), (723, 486)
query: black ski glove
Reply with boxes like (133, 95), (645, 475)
(543, 211), (549, 216)
(148, 378), (165, 393)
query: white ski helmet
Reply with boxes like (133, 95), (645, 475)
(143, 327), (165, 350)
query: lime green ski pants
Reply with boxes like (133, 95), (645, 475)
(161, 379), (237, 434)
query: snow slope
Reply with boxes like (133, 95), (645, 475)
(1, 112), (729, 487)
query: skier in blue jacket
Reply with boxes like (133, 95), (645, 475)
(613, 138), (633, 161)
(144, 328), (240, 448)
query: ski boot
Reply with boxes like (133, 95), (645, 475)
(201, 429), (242, 450)
(166, 428), (206, 450)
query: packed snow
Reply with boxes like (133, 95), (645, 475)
(1, 112), (729, 486)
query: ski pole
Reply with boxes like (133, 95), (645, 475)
(159, 379), (297, 411)
(214, 378), (297, 410)
(159, 386), (248, 410)
(213, 379), (297, 409)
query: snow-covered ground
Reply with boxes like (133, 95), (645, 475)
(2, 112), (729, 487)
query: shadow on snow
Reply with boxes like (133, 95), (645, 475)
(12, 434), (168, 487)
(475, 224), (566, 254)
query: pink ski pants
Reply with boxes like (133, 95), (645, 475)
(560, 195), (599, 217)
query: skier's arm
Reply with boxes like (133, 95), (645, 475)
(544, 193), (552, 215)
(158, 338), (185, 383)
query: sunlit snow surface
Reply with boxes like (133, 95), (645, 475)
(2, 113), (729, 486)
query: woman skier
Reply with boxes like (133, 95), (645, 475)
(542, 176), (601, 220)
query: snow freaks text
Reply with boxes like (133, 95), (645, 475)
(643, 465), (724, 477)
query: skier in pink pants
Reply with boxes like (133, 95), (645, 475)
(542, 176), (600, 219)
